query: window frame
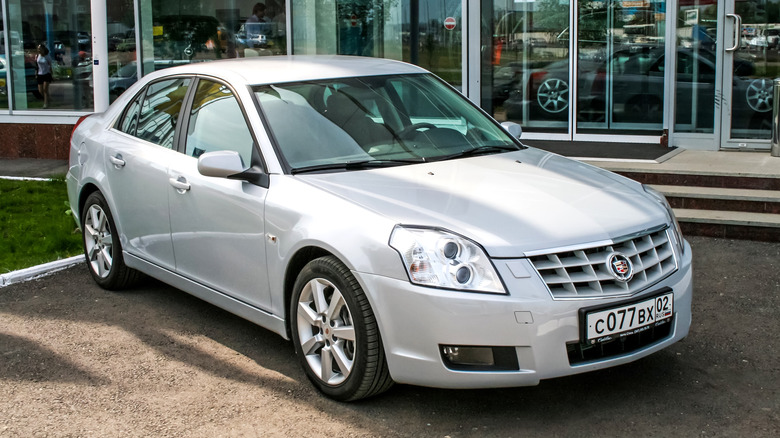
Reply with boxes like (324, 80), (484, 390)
(112, 75), (194, 150)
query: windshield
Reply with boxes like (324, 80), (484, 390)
(253, 74), (521, 172)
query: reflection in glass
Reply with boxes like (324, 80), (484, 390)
(6, 0), (93, 110)
(135, 77), (190, 148)
(186, 80), (254, 166)
(0, 13), (8, 109)
(674, 2), (717, 134)
(254, 74), (516, 170)
(141, 0), (287, 76)
(728, 2), (780, 140)
(108, 0), (138, 103)
(292, 1), (462, 89)
(486, 0), (570, 133)
(576, 0), (666, 134)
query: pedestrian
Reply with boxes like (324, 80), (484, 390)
(247, 3), (267, 23)
(36, 44), (53, 109)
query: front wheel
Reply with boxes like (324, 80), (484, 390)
(81, 191), (140, 290)
(290, 256), (393, 401)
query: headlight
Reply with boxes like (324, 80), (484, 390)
(643, 185), (685, 255)
(389, 226), (506, 294)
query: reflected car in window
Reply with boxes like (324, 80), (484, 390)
(67, 56), (692, 401)
(108, 61), (138, 98)
(505, 47), (768, 131)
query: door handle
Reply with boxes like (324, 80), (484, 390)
(169, 176), (191, 193)
(109, 154), (126, 168)
(726, 14), (742, 52)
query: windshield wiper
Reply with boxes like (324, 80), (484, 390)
(435, 144), (520, 161)
(292, 158), (426, 174)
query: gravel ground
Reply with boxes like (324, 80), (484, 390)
(1, 236), (778, 437)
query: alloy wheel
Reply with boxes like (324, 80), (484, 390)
(537, 78), (569, 113)
(296, 277), (356, 386)
(746, 79), (773, 113)
(84, 204), (113, 278)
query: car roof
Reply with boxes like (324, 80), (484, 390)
(144, 55), (428, 86)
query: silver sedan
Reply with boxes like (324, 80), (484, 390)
(67, 56), (692, 401)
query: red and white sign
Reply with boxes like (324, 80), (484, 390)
(351, 14), (358, 27)
(444, 16), (456, 30)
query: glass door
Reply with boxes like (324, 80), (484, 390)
(485, 0), (669, 139)
(484, 0), (571, 134)
(576, 0), (667, 135)
(673, 1), (718, 137)
(720, 0), (780, 150)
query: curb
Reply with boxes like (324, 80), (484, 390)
(0, 176), (55, 181)
(0, 256), (84, 288)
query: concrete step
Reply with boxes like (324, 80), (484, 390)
(654, 184), (780, 214)
(674, 208), (780, 241)
(618, 171), (780, 191)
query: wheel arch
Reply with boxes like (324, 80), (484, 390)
(283, 245), (333, 338)
(77, 183), (101, 225)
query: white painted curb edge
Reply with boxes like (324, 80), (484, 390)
(0, 256), (84, 288)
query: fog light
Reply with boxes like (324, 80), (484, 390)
(440, 345), (521, 371)
(442, 346), (494, 366)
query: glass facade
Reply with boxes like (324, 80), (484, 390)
(485, 0), (570, 132)
(292, 0), (462, 88)
(727, 0), (780, 140)
(138, 0), (287, 77)
(3, 0), (93, 111)
(575, 0), (666, 134)
(107, 0), (137, 104)
(1, 0), (779, 155)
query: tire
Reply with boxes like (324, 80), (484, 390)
(290, 256), (393, 401)
(622, 96), (663, 124)
(81, 191), (140, 290)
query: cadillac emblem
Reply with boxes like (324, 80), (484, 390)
(607, 252), (634, 282)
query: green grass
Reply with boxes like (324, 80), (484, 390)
(0, 178), (83, 273)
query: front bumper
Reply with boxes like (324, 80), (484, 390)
(355, 240), (693, 389)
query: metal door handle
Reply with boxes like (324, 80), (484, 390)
(109, 154), (125, 168)
(169, 176), (191, 192)
(726, 14), (742, 52)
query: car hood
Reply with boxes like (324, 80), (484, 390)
(298, 148), (668, 257)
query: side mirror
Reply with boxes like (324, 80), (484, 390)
(197, 150), (246, 178)
(501, 121), (522, 138)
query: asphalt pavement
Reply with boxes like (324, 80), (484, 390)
(1, 235), (778, 437)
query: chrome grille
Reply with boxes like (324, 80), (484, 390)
(528, 228), (677, 299)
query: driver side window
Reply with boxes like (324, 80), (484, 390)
(185, 79), (255, 167)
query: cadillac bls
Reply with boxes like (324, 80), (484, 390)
(66, 56), (692, 401)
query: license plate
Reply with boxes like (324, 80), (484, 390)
(585, 292), (673, 344)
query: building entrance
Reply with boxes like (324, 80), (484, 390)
(484, 0), (780, 152)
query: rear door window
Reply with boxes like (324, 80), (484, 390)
(132, 77), (191, 148)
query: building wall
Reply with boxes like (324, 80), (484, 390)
(0, 123), (71, 159)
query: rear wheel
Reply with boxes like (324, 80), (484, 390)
(81, 191), (140, 290)
(290, 256), (393, 401)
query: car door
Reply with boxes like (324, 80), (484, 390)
(103, 77), (192, 270)
(167, 78), (271, 309)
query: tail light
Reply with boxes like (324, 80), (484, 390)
(530, 71), (547, 88)
(70, 114), (91, 143)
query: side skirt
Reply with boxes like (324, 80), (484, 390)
(124, 252), (289, 340)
